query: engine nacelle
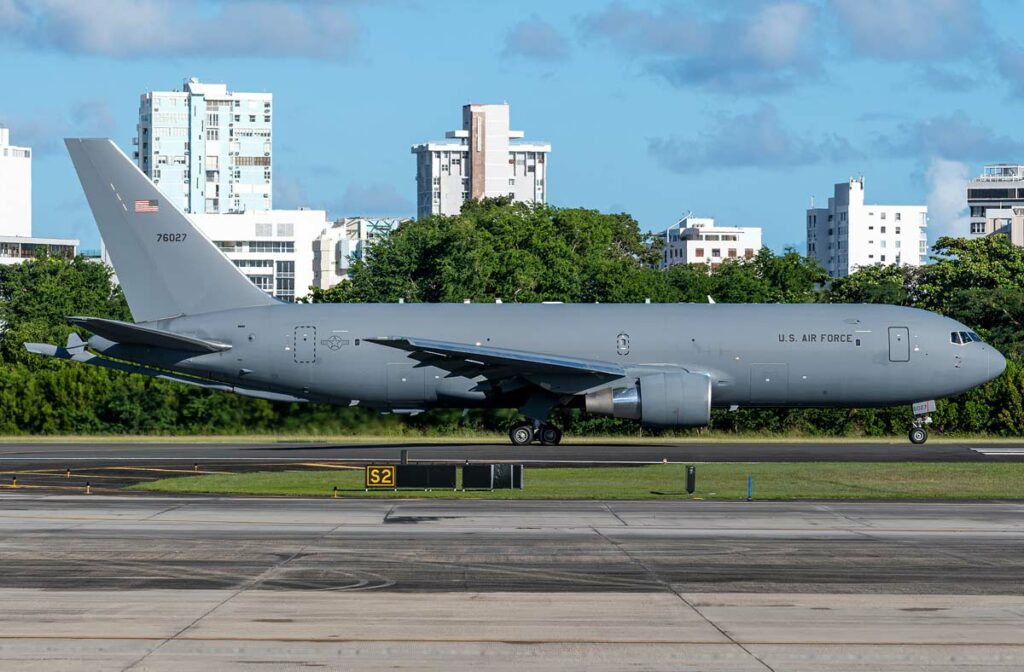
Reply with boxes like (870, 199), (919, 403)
(584, 371), (712, 427)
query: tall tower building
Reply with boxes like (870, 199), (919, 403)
(135, 77), (272, 214)
(966, 164), (1024, 244)
(807, 178), (927, 279)
(411, 103), (550, 219)
(0, 127), (32, 237)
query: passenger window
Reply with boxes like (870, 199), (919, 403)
(950, 332), (963, 345)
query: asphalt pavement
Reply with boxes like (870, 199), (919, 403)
(1, 438), (1023, 464)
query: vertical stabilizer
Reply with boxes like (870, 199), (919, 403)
(65, 138), (276, 322)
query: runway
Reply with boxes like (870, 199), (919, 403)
(2, 438), (1024, 464)
(0, 494), (1022, 670)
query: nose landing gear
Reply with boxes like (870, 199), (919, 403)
(909, 400), (935, 445)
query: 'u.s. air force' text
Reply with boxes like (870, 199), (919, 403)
(779, 333), (855, 343)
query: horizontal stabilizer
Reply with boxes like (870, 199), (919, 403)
(68, 316), (230, 353)
(24, 340), (304, 402)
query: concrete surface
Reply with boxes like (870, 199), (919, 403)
(0, 495), (1022, 670)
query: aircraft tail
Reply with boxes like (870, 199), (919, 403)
(65, 138), (276, 323)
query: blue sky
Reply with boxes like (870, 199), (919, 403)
(2, 0), (1023, 251)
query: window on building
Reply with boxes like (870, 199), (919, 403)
(249, 275), (274, 291)
(711, 248), (721, 257)
(895, 226), (901, 234)
(881, 212), (887, 220)
(880, 226), (886, 234)
(895, 212), (901, 221)
(255, 223), (273, 237)
(728, 249), (737, 258)
(970, 221), (987, 234)
(695, 248), (704, 258)
(744, 248), (754, 258)
(881, 255), (886, 262)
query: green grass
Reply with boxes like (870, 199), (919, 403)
(130, 463), (1024, 500)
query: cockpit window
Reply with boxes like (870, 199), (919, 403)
(952, 331), (982, 345)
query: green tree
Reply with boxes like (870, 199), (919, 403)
(0, 254), (129, 364)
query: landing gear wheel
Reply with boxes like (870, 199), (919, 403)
(509, 425), (535, 446)
(909, 426), (928, 445)
(538, 425), (562, 446)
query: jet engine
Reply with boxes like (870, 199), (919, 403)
(584, 371), (711, 427)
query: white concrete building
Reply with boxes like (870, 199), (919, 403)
(411, 103), (550, 218)
(0, 127), (31, 237)
(966, 164), (1024, 242)
(135, 77), (272, 215)
(658, 214), (762, 269)
(313, 217), (404, 289)
(0, 236), (78, 266)
(0, 128), (79, 265)
(190, 209), (329, 302)
(807, 178), (927, 279)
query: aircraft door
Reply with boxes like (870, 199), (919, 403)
(293, 326), (316, 364)
(750, 363), (789, 404)
(888, 326), (910, 362)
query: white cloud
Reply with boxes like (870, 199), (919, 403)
(925, 158), (970, 240)
(876, 112), (1024, 162)
(648, 104), (857, 173)
(581, 2), (818, 92)
(830, 0), (983, 61)
(502, 15), (569, 63)
(0, 0), (358, 59)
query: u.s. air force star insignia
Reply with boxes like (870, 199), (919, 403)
(321, 335), (350, 351)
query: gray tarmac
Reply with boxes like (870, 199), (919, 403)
(0, 494), (1022, 670)
(2, 438), (1024, 464)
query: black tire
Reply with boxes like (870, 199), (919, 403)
(509, 425), (534, 446)
(539, 425), (562, 446)
(909, 427), (928, 445)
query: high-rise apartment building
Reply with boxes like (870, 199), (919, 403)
(807, 178), (928, 278)
(966, 164), (1024, 243)
(0, 127), (32, 237)
(411, 103), (550, 218)
(135, 77), (272, 215)
(658, 214), (762, 269)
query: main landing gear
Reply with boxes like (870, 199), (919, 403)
(509, 422), (563, 446)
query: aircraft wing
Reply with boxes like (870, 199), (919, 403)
(366, 336), (626, 386)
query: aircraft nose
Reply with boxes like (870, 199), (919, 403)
(990, 348), (1007, 380)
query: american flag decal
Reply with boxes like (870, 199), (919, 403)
(134, 199), (159, 213)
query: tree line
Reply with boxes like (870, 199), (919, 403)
(1, 198), (1021, 436)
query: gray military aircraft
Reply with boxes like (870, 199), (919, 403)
(25, 139), (1006, 445)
